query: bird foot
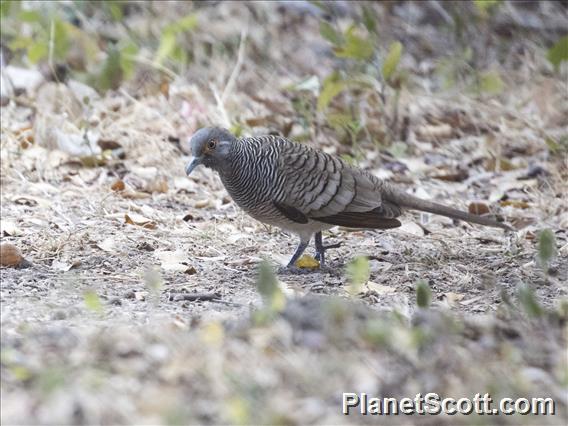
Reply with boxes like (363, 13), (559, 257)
(314, 242), (342, 262)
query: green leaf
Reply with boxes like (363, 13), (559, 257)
(547, 35), (568, 71)
(108, 2), (123, 21)
(518, 284), (543, 318)
(38, 368), (66, 395)
(537, 229), (557, 270)
(155, 30), (177, 64)
(346, 256), (370, 295)
(9, 36), (32, 50)
(334, 27), (374, 60)
(416, 279), (431, 308)
(382, 41), (403, 81)
(388, 141), (408, 159)
(27, 41), (48, 63)
(545, 135), (568, 154)
(84, 290), (103, 313)
(362, 5), (377, 33)
(474, 0), (501, 13)
(10, 365), (32, 381)
(18, 9), (41, 22)
(319, 21), (341, 45)
(478, 70), (504, 95)
(166, 13), (198, 33)
(227, 397), (251, 426)
(287, 75), (320, 94)
(1, 0), (13, 18)
(317, 73), (346, 111)
(119, 42), (138, 79)
(95, 48), (123, 91)
(53, 19), (71, 60)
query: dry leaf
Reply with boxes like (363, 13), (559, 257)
(399, 221), (424, 236)
(121, 190), (150, 199)
(459, 295), (484, 306)
(485, 157), (518, 172)
(147, 176), (169, 193)
(295, 255), (319, 269)
(135, 291), (149, 301)
(111, 180), (126, 192)
(2, 65), (44, 93)
(173, 177), (196, 193)
(431, 169), (469, 182)
(366, 281), (396, 295)
(155, 250), (195, 273)
(12, 195), (51, 208)
(440, 292), (465, 307)
(160, 80), (170, 98)
(0, 244), (29, 267)
(51, 259), (79, 272)
(97, 238), (116, 253)
(500, 200), (530, 209)
(0, 220), (22, 236)
(194, 199), (210, 209)
(416, 124), (452, 141)
(125, 213), (157, 229)
(469, 202), (490, 215)
(245, 116), (272, 127)
(278, 279), (306, 297)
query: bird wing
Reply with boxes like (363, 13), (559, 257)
(275, 142), (402, 228)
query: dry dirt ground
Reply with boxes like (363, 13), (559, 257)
(1, 2), (567, 425)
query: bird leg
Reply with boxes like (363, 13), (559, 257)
(314, 231), (341, 266)
(286, 239), (310, 268)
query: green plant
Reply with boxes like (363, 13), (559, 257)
(517, 283), (544, 318)
(316, 19), (406, 146)
(345, 255), (370, 295)
(547, 35), (568, 72)
(0, 2), (198, 93)
(288, 7), (406, 148)
(537, 229), (557, 273)
(416, 279), (432, 308)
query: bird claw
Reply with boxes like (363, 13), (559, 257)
(314, 242), (342, 262)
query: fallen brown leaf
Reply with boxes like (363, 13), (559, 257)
(416, 124), (453, 141)
(468, 202), (490, 215)
(125, 213), (157, 229)
(0, 243), (30, 268)
(111, 180), (126, 192)
(439, 292), (465, 307)
(366, 281), (396, 295)
(500, 200), (530, 209)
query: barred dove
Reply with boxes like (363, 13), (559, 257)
(186, 127), (511, 269)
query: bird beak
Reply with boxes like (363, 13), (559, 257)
(185, 156), (202, 176)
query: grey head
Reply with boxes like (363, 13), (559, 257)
(185, 127), (237, 176)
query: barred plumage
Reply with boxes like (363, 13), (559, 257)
(186, 127), (512, 270)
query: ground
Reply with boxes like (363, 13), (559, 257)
(1, 2), (567, 425)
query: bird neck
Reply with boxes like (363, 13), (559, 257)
(218, 137), (272, 194)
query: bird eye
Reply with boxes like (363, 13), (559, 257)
(207, 140), (217, 150)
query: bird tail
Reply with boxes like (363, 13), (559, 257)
(384, 189), (513, 231)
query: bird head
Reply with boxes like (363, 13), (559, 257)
(185, 127), (236, 175)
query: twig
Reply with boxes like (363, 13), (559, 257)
(221, 28), (248, 104)
(126, 54), (179, 80)
(173, 292), (221, 302)
(210, 83), (231, 128)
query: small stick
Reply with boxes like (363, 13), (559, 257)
(221, 28), (248, 104)
(173, 292), (220, 302)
